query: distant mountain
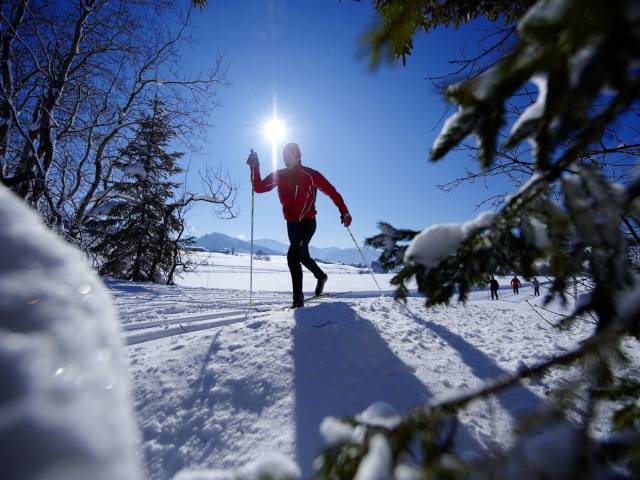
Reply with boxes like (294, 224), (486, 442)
(310, 245), (379, 266)
(196, 233), (381, 266)
(195, 233), (281, 256)
(253, 238), (288, 253)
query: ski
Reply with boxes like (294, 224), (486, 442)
(285, 290), (354, 310)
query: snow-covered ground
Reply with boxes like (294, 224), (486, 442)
(109, 252), (640, 479)
(174, 252), (395, 293)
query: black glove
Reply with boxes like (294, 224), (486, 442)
(341, 211), (352, 227)
(247, 150), (259, 168)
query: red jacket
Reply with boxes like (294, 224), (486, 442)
(511, 278), (521, 287)
(251, 163), (348, 223)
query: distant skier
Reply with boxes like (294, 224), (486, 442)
(511, 276), (521, 295)
(489, 276), (500, 300)
(532, 277), (540, 296)
(247, 143), (351, 308)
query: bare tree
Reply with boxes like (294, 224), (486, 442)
(0, 0), (231, 243)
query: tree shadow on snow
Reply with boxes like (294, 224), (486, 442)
(292, 302), (482, 477)
(403, 309), (542, 419)
(105, 278), (167, 297)
(141, 331), (223, 478)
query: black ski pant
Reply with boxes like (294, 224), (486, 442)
(513, 285), (519, 295)
(287, 219), (324, 301)
(534, 286), (540, 296)
(491, 288), (499, 300)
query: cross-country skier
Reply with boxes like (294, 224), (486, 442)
(247, 143), (351, 308)
(532, 277), (540, 296)
(511, 275), (521, 295)
(489, 276), (500, 300)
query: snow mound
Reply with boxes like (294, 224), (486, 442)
(0, 187), (143, 480)
(174, 454), (300, 480)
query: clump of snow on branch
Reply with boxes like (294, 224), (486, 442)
(431, 105), (474, 154)
(509, 75), (548, 139)
(506, 172), (544, 202)
(174, 454), (300, 480)
(405, 211), (496, 268)
(468, 65), (501, 101)
(354, 434), (392, 480)
(190, 194), (224, 203)
(355, 401), (402, 429)
(518, 0), (573, 31)
(0, 187), (143, 480)
(525, 217), (550, 248)
(124, 162), (148, 179)
(320, 417), (363, 446)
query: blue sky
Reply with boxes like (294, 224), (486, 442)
(180, 0), (515, 248)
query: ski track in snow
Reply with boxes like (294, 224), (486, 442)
(109, 254), (640, 479)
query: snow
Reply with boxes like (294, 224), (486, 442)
(355, 401), (401, 430)
(174, 251), (394, 293)
(404, 211), (496, 268)
(569, 45), (597, 87)
(92, 199), (123, 215)
(526, 217), (550, 248)
(617, 280), (640, 321)
(125, 162), (148, 178)
(404, 223), (465, 268)
(104, 264), (640, 479)
(191, 194), (222, 203)
(505, 172), (543, 202)
(174, 454), (300, 480)
(510, 75), (548, 138)
(0, 187), (143, 480)
(354, 434), (392, 480)
(7, 195), (635, 479)
(431, 105), (474, 154)
(319, 417), (361, 446)
(469, 65), (501, 101)
(518, 0), (572, 32)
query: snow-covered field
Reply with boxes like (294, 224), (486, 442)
(106, 252), (640, 479)
(173, 252), (395, 293)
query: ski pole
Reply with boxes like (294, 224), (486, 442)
(249, 149), (256, 306)
(346, 225), (383, 294)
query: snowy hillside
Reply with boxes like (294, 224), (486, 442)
(107, 257), (640, 479)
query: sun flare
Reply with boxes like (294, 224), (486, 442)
(263, 117), (287, 144)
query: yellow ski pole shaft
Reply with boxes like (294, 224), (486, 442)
(346, 225), (383, 294)
(249, 150), (256, 306)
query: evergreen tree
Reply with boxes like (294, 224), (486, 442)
(318, 1), (640, 478)
(91, 98), (184, 283)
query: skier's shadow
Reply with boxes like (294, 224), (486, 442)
(292, 302), (482, 478)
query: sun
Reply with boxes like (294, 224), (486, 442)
(263, 116), (287, 145)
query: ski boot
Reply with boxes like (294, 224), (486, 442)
(315, 274), (328, 297)
(290, 295), (304, 309)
